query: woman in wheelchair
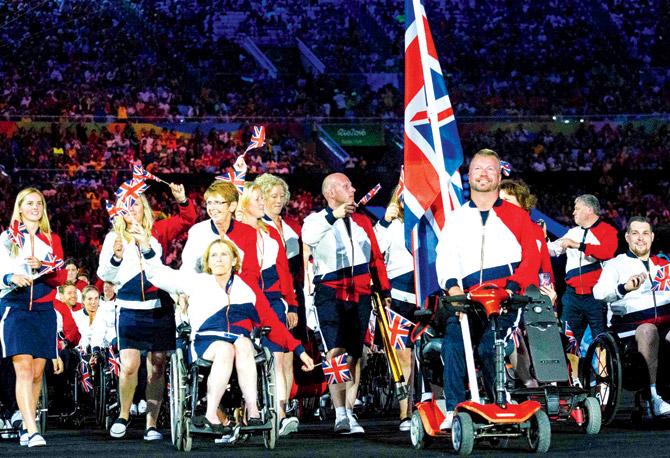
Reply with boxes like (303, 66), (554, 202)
(130, 233), (315, 432)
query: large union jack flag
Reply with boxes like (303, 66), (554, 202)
(115, 178), (149, 204)
(6, 220), (27, 249)
(404, 0), (464, 308)
(652, 264), (670, 292)
(243, 125), (266, 154)
(386, 307), (415, 350)
(322, 353), (352, 385)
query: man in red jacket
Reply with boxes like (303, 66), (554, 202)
(548, 194), (618, 344)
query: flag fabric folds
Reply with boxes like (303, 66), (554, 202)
(6, 220), (27, 249)
(564, 322), (580, 356)
(37, 252), (65, 276)
(322, 353), (352, 385)
(404, 0), (464, 307)
(108, 346), (121, 377)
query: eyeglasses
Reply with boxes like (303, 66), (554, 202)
(205, 200), (229, 207)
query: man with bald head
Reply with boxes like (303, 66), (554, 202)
(303, 173), (391, 435)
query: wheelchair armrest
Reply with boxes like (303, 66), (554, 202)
(251, 326), (272, 340)
(194, 358), (213, 369)
(176, 322), (192, 339)
(413, 308), (433, 323)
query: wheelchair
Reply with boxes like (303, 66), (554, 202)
(0, 368), (47, 439)
(169, 325), (279, 452)
(580, 318), (670, 425)
(89, 347), (120, 431)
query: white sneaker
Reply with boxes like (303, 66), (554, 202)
(345, 415), (364, 434)
(27, 433), (46, 447)
(143, 427), (163, 441)
(19, 429), (29, 446)
(399, 418), (411, 432)
(129, 403), (138, 416)
(278, 417), (299, 436)
(1, 419), (12, 439)
(439, 411), (454, 430)
(138, 400), (147, 415)
(11, 410), (22, 429)
(333, 417), (350, 434)
(110, 418), (129, 438)
(652, 396), (670, 417)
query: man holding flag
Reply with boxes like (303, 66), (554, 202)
(435, 149), (541, 428)
(302, 172), (391, 435)
(593, 216), (670, 416)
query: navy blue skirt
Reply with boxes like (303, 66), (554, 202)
(0, 306), (57, 359)
(117, 307), (176, 352)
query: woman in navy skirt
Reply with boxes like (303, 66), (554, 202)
(0, 187), (66, 447)
(97, 183), (195, 441)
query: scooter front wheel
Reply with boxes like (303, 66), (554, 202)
(410, 410), (431, 449)
(452, 412), (474, 456)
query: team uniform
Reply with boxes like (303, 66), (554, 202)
(374, 218), (416, 318)
(256, 225), (299, 352)
(180, 219), (261, 284)
(89, 297), (118, 350)
(140, 248), (305, 361)
(548, 218), (618, 342)
(435, 199), (541, 410)
(0, 230), (67, 360)
(302, 209), (390, 358)
(593, 252), (670, 338)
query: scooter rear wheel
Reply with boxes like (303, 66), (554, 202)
(452, 412), (474, 456)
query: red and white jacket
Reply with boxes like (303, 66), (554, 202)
(302, 208), (390, 302)
(257, 225), (299, 311)
(593, 252), (670, 336)
(548, 218), (618, 294)
(436, 199), (541, 293)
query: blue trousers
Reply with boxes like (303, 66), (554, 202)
(441, 314), (515, 410)
(561, 286), (606, 344)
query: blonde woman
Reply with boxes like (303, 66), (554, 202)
(0, 188), (67, 447)
(373, 186), (416, 432)
(97, 182), (193, 442)
(238, 183), (301, 436)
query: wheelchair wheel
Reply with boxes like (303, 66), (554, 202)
(96, 367), (107, 427)
(170, 348), (188, 451)
(37, 373), (48, 435)
(263, 411), (278, 450)
(581, 333), (622, 425)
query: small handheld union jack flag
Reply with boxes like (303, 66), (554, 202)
(133, 163), (165, 184)
(6, 220), (27, 249)
(386, 307), (414, 351)
(215, 168), (246, 194)
(500, 160), (512, 177)
(80, 359), (93, 393)
(243, 125), (266, 155)
(105, 199), (131, 222)
(108, 346), (121, 377)
(115, 178), (149, 206)
(651, 264), (670, 292)
(322, 353), (352, 385)
(564, 321), (580, 356)
(37, 252), (64, 276)
(357, 183), (382, 206)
